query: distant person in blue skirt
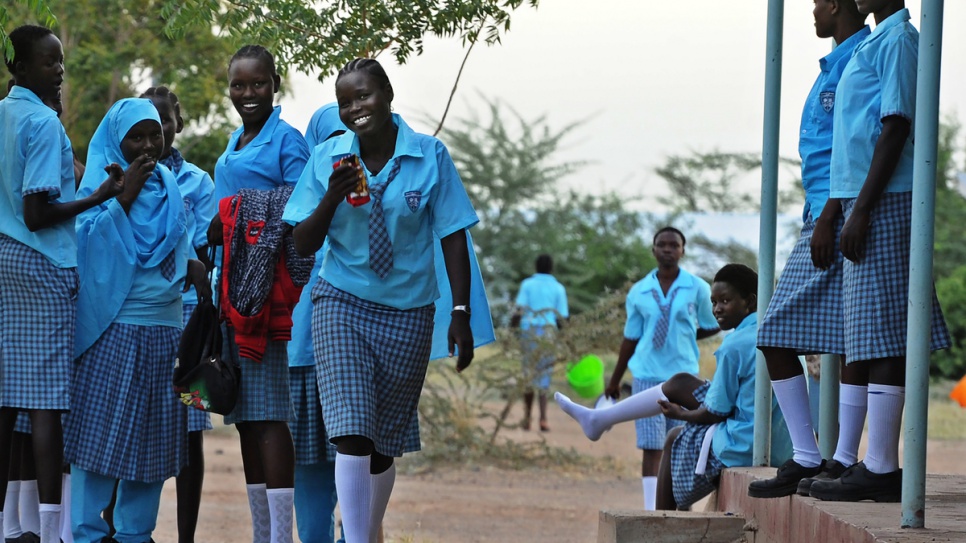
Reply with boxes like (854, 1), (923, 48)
(66, 97), (209, 543)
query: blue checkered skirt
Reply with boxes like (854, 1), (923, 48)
(64, 323), (187, 482)
(520, 326), (556, 390)
(290, 365), (336, 464)
(669, 382), (725, 508)
(311, 280), (432, 457)
(182, 304), (213, 432)
(0, 235), (78, 410)
(758, 216), (845, 354)
(841, 193), (951, 362)
(222, 326), (293, 424)
(633, 378), (685, 450)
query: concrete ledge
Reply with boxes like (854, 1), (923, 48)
(716, 467), (966, 543)
(597, 509), (748, 543)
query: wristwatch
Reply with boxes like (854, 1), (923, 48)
(452, 305), (471, 316)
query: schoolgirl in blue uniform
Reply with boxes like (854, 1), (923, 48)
(65, 97), (208, 543)
(142, 85), (216, 543)
(208, 45), (308, 543)
(0, 25), (125, 543)
(749, 0), (872, 499)
(283, 58), (479, 543)
(557, 264), (792, 510)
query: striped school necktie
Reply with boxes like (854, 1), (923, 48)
(368, 158), (402, 279)
(651, 288), (679, 350)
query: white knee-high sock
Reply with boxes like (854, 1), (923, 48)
(335, 453), (372, 543)
(369, 464), (395, 543)
(38, 503), (60, 543)
(864, 384), (904, 474)
(642, 477), (657, 511)
(4, 480), (23, 538)
(19, 480), (39, 534)
(771, 375), (822, 467)
(833, 384), (868, 466)
(265, 487), (294, 543)
(247, 483), (272, 543)
(555, 384), (667, 441)
(60, 474), (72, 543)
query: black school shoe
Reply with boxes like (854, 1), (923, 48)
(809, 461), (901, 502)
(748, 458), (826, 498)
(796, 458), (850, 496)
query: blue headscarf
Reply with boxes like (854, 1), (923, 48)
(305, 102), (347, 149)
(79, 98), (185, 268)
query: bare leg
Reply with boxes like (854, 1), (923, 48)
(656, 427), (684, 510)
(176, 431), (205, 543)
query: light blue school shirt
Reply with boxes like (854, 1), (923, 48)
(798, 26), (870, 222)
(0, 86), (77, 267)
(830, 9), (918, 198)
(214, 105), (310, 203)
(623, 268), (717, 382)
(288, 254), (324, 368)
(283, 114), (479, 310)
(164, 153), (216, 307)
(705, 313), (792, 467)
(515, 273), (569, 329)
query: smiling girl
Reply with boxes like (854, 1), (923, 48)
(557, 264), (792, 510)
(208, 45), (309, 543)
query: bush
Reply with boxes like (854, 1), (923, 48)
(933, 265), (966, 379)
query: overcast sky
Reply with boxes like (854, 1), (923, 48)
(276, 1), (966, 209)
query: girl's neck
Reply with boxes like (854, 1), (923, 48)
(874, 3), (904, 25)
(359, 124), (399, 171)
(657, 265), (680, 280)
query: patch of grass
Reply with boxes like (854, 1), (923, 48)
(928, 379), (966, 440)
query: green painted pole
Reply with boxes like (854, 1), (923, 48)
(754, 0), (784, 466)
(902, 0), (944, 529)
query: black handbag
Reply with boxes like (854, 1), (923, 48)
(173, 257), (240, 415)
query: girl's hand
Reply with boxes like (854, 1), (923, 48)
(810, 218), (836, 270)
(658, 399), (686, 420)
(117, 155), (157, 211)
(94, 163), (126, 202)
(207, 214), (223, 246)
(448, 311), (474, 372)
(322, 164), (363, 206)
(184, 259), (212, 300)
(839, 210), (870, 263)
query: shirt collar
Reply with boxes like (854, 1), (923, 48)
(645, 267), (694, 290)
(819, 26), (871, 71)
(8, 85), (48, 108)
(867, 8), (911, 43)
(232, 105), (283, 148)
(330, 113), (425, 160)
(734, 312), (757, 332)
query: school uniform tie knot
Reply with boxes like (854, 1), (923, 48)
(651, 288), (679, 350)
(368, 158), (402, 279)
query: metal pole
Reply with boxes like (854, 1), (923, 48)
(902, 0), (944, 529)
(818, 354), (840, 459)
(754, 0), (784, 467)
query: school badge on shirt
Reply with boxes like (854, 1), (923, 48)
(404, 191), (421, 213)
(820, 91), (835, 113)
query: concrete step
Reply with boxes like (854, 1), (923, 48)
(597, 509), (749, 543)
(715, 467), (966, 543)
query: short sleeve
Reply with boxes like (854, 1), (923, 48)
(623, 285), (645, 340)
(283, 153), (325, 226)
(878, 33), (918, 122)
(557, 283), (570, 319)
(22, 117), (66, 199)
(695, 280), (718, 330)
(429, 142), (478, 238)
(191, 171), (216, 249)
(703, 348), (740, 417)
(515, 281), (529, 307)
(279, 130), (311, 186)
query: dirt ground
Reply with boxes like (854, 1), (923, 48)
(150, 404), (966, 543)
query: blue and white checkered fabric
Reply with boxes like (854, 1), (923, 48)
(669, 382), (724, 509)
(65, 323), (187, 482)
(290, 365), (336, 464)
(182, 303), (213, 433)
(758, 216), (845, 355)
(311, 279), (433, 457)
(520, 326), (555, 390)
(222, 326), (294, 424)
(0, 234), (78, 410)
(841, 193), (951, 362)
(633, 378), (685, 450)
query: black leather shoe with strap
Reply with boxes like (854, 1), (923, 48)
(796, 458), (850, 496)
(809, 461), (902, 502)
